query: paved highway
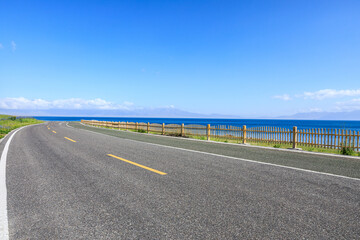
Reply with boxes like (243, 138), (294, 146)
(0, 122), (359, 239)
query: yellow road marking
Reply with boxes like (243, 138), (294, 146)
(52, 130), (56, 133)
(107, 154), (167, 175)
(64, 137), (76, 142)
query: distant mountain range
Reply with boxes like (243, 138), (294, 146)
(1, 108), (359, 120)
(277, 110), (360, 120)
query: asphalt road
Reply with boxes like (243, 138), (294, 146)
(1, 122), (360, 239)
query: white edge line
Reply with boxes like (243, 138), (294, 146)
(0, 125), (33, 240)
(67, 122), (360, 182)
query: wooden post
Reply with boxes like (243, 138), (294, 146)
(207, 124), (211, 141)
(242, 125), (247, 144)
(181, 123), (184, 137)
(162, 123), (165, 135)
(135, 122), (138, 130)
(147, 122), (150, 133)
(126, 121), (128, 130)
(293, 126), (298, 149)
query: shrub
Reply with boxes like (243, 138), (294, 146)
(273, 144), (281, 148)
(166, 133), (182, 137)
(340, 146), (354, 156)
(137, 129), (147, 133)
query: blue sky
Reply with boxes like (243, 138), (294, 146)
(1, 0), (360, 117)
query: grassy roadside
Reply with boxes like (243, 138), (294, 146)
(93, 125), (360, 157)
(189, 135), (360, 157)
(0, 115), (44, 139)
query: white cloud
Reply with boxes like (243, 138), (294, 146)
(273, 94), (291, 101)
(335, 98), (360, 111)
(0, 97), (134, 110)
(11, 41), (16, 51)
(123, 101), (134, 106)
(274, 89), (360, 101)
(302, 89), (360, 100)
(308, 107), (323, 112)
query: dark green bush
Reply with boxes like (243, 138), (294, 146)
(340, 146), (354, 155)
(166, 133), (182, 137)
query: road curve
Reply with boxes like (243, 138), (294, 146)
(1, 122), (359, 239)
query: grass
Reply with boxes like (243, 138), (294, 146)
(0, 116), (43, 139)
(177, 134), (360, 156)
(88, 124), (360, 157)
(0, 114), (12, 120)
(247, 142), (359, 156)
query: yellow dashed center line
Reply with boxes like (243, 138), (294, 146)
(52, 130), (56, 133)
(64, 137), (76, 142)
(107, 154), (167, 175)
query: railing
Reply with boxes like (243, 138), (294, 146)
(81, 120), (360, 152)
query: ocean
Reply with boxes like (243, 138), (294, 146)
(33, 116), (360, 131)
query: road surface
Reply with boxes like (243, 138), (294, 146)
(0, 122), (359, 239)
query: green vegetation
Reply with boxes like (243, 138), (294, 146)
(0, 116), (43, 139)
(0, 114), (12, 120)
(340, 146), (355, 156)
(191, 136), (207, 141)
(181, 134), (359, 156)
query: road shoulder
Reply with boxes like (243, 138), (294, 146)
(68, 121), (360, 179)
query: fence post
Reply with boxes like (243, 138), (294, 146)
(207, 124), (211, 141)
(293, 126), (298, 149)
(135, 122), (138, 130)
(181, 123), (184, 137)
(162, 123), (165, 135)
(126, 121), (128, 130)
(147, 122), (150, 133)
(243, 125), (247, 144)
